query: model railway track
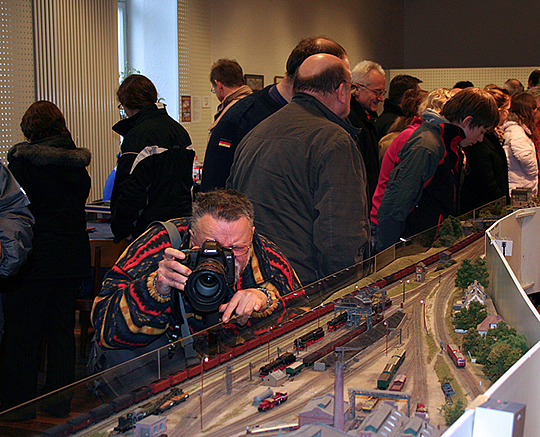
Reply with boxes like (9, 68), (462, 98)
(432, 240), (485, 401)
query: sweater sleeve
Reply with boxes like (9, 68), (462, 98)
(91, 223), (179, 349)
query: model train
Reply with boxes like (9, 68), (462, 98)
(259, 352), (296, 377)
(293, 326), (325, 350)
(447, 343), (466, 367)
(41, 386), (187, 437)
(327, 312), (348, 331)
(40, 229), (485, 437)
(377, 348), (406, 389)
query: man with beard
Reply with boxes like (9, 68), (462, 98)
(91, 189), (301, 353)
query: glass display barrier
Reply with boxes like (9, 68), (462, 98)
(0, 199), (507, 436)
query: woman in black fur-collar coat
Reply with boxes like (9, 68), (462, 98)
(0, 101), (91, 418)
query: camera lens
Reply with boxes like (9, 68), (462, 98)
(184, 258), (230, 313)
(196, 273), (219, 296)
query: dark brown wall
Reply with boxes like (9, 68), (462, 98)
(403, 0), (540, 68)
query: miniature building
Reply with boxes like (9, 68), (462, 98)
(286, 423), (352, 436)
(463, 221), (475, 236)
(135, 415), (167, 437)
(439, 251), (452, 264)
(263, 369), (287, 387)
(358, 402), (442, 437)
(477, 315), (503, 336)
(415, 262), (426, 282)
(511, 187), (532, 208)
(298, 394), (349, 427)
(463, 280), (488, 308)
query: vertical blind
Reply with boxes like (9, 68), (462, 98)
(33, 0), (119, 201)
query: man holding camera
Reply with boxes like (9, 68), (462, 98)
(91, 189), (301, 351)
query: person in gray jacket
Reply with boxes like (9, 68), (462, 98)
(0, 161), (34, 343)
(228, 54), (370, 286)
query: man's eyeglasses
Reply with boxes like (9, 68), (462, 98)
(341, 82), (359, 94)
(355, 83), (386, 98)
(225, 244), (251, 256)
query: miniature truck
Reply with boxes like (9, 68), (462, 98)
(258, 392), (288, 412)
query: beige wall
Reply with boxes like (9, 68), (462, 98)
(210, 0), (404, 75)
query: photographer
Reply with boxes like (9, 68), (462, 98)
(91, 189), (301, 351)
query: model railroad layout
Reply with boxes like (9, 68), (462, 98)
(39, 230), (485, 436)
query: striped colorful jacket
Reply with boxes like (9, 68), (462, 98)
(91, 217), (301, 349)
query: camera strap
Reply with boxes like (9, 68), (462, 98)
(156, 220), (198, 366)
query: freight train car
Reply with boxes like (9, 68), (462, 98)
(377, 349), (406, 389)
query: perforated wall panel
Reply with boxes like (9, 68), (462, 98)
(178, 0), (212, 162)
(389, 67), (540, 92)
(0, 0), (34, 164)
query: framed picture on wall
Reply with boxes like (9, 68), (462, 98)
(274, 76), (284, 84)
(245, 74), (264, 91)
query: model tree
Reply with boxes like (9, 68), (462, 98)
(453, 301), (487, 331)
(434, 216), (464, 247)
(464, 322), (528, 381)
(440, 398), (465, 426)
(481, 322), (528, 382)
(455, 257), (489, 290)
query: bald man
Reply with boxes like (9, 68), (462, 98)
(228, 54), (370, 285)
(201, 36), (349, 192)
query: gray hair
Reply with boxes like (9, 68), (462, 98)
(351, 60), (385, 84)
(192, 189), (255, 232)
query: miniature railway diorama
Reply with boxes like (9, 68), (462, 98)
(34, 226), (488, 437)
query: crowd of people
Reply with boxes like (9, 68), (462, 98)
(1, 34), (540, 417)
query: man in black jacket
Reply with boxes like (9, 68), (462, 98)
(111, 74), (194, 241)
(375, 74), (422, 140)
(348, 60), (386, 207)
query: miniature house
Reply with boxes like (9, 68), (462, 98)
(263, 369), (287, 387)
(511, 187), (533, 208)
(298, 394), (349, 427)
(477, 315), (503, 337)
(439, 251), (452, 264)
(357, 402), (442, 437)
(463, 280), (488, 308)
(135, 415), (167, 437)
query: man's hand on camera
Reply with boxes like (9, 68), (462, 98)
(155, 247), (192, 296)
(219, 288), (267, 325)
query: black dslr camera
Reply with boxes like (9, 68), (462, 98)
(179, 240), (235, 313)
